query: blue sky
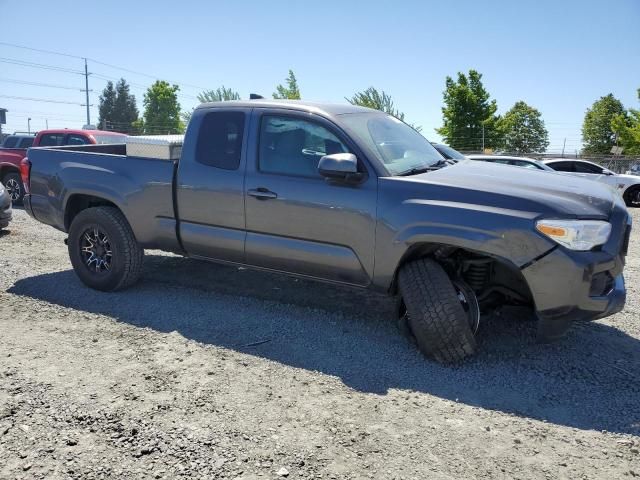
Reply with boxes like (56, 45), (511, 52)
(1, 0), (638, 153)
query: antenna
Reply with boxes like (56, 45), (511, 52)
(249, 93), (264, 100)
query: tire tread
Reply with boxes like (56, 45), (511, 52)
(399, 258), (476, 363)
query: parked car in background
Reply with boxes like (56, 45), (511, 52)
(22, 100), (630, 364)
(468, 154), (555, 171)
(625, 163), (640, 176)
(0, 129), (126, 204)
(2, 134), (35, 149)
(0, 181), (12, 230)
(542, 159), (640, 207)
(431, 143), (468, 162)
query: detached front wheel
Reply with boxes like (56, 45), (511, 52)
(68, 206), (143, 291)
(399, 258), (477, 364)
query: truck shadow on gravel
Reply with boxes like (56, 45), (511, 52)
(9, 253), (640, 435)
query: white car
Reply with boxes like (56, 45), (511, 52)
(542, 159), (640, 208)
(467, 154), (555, 171)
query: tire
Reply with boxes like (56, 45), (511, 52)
(623, 185), (640, 208)
(398, 258), (477, 364)
(68, 206), (143, 291)
(3, 172), (24, 205)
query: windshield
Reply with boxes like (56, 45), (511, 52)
(92, 134), (127, 144)
(434, 143), (466, 161)
(339, 113), (445, 175)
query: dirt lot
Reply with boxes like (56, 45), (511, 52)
(0, 208), (639, 479)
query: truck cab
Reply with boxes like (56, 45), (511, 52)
(22, 101), (631, 364)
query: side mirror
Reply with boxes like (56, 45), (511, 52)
(604, 169), (615, 176)
(318, 153), (363, 182)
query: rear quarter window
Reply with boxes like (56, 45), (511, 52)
(195, 111), (245, 170)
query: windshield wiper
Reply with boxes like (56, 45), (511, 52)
(397, 160), (451, 176)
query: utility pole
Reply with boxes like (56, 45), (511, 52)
(83, 58), (91, 126)
(28, 117), (31, 134)
(481, 123), (485, 152)
(561, 138), (566, 157)
(45, 119), (49, 129)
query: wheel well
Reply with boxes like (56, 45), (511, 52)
(391, 243), (533, 309)
(65, 194), (119, 230)
(0, 165), (19, 181)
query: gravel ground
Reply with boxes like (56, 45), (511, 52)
(0, 207), (639, 479)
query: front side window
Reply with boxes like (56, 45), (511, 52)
(340, 113), (443, 175)
(38, 133), (66, 146)
(548, 161), (575, 172)
(513, 160), (539, 169)
(259, 115), (349, 178)
(573, 161), (603, 174)
(67, 134), (89, 146)
(196, 111), (245, 170)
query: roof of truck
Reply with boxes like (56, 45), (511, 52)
(35, 129), (126, 136)
(196, 99), (376, 116)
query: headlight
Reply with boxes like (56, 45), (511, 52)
(536, 219), (611, 251)
(0, 184), (4, 195)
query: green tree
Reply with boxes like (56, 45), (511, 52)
(436, 70), (500, 151)
(273, 70), (301, 99)
(497, 101), (549, 153)
(112, 78), (139, 134)
(611, 88), (640, 155)
(97, 81), (117, 130)
(581, 94), (626, 154)
(346, 87), (421, 131)
(198, 86), (241, 103)
(98, 79), (139, 133)
(141, 80), (184, 134)
(181, 86), (241, 124)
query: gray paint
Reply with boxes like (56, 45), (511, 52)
(24, 100), (629, 326)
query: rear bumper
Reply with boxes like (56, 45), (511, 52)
(522, 208), (631, 341)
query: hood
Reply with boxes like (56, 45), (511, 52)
(397, 160), (616, 219)
(614, 173), (640, 185)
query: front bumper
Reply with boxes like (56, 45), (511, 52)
(521, 207), (631, 341)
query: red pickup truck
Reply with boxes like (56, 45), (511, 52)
(0, 129), (126, 203)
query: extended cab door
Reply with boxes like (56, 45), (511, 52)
(243, 109), (377, 286)
(175, 107), (250, 263)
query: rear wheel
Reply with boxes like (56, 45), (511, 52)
(3, 172), (24, 205)
(68, 207), (143, 291)
(623, 185), (640, 208)
(398, 258), (478, 363)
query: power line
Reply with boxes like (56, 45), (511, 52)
(0, 77), (85, 91)
(0, 57), (84, 75)
(0, 41), (84, 59)
(0, 94), (88, 106)
(1, 41), (206, 91)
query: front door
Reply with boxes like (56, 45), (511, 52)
(244, 110), (377, 286)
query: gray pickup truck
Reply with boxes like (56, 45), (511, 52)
(22, 100), (631, 363)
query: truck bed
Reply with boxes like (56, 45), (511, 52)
(27, 144), (181, 251)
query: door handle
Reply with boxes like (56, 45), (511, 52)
(247, 188), (278, 200)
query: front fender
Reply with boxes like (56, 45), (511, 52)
(372, 198), (557, 291)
